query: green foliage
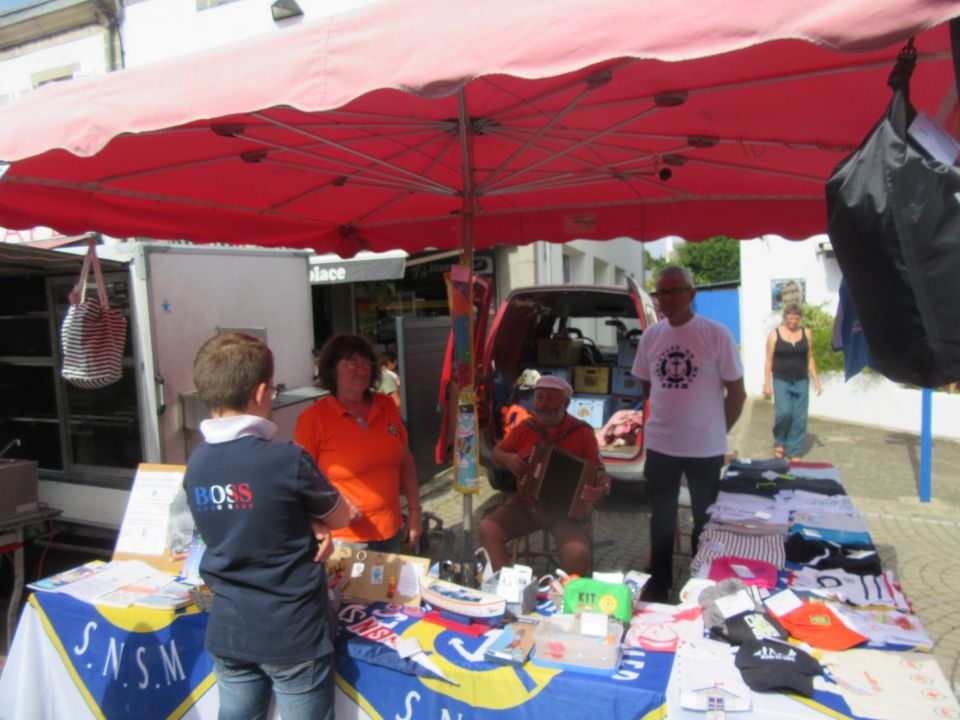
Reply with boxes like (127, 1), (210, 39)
(674, 236), (740, 285)
(642, 250), (668, 290)
(801, 302), (845, 375)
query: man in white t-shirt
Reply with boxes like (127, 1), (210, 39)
(632, 265), (746, 602)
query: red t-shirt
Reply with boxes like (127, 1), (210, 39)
(499, 414), (602, 465)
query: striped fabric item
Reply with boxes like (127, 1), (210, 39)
(690, 528), (786, 577)
(60, 244), (127, 389)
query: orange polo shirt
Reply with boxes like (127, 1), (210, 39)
(294, 393), (408, 542)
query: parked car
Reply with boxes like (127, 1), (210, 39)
(438, 279), (659, 493)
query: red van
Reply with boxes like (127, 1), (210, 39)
(438, 279), (658, 493)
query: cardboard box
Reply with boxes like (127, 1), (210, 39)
(573, 366), (611, 394)
(0, 459), (38, 519)
(611, 367), (643, 397)
(537, 338), (583, 366)
(569, 394), (612, 429)
(617, 337), (639, 367)
(330, 547), (430, 607)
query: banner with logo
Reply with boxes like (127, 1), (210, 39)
(30, 592), (214, 720)
(336, 600), (671, 720)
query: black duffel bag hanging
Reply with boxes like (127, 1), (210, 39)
(825, 40), (960, 388)
(60, 240), (127, 389)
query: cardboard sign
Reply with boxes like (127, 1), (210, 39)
(331, 546), (429, 607)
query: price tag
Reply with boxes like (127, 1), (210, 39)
(765, 588), (804, 617)
(497, 567), (524, 603)
(715, 590), (755, 619)
(730, 563), (756, 580)
(593, 571), (624, 584)
(351, 562), (365, 578)
(371, 565), (384, 585)
(397, 561), (423, 597)
(755, 510), (772, 520)
(761, 470), (780, 481)
(580, 611), (609, 637)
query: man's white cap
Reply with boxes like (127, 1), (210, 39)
(535, 374), (573, 400)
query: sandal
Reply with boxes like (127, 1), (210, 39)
(773, 446), (785, 459)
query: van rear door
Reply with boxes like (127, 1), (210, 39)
(627, 276), (658, 330)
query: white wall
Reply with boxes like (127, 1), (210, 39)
(0, 32), (106, 104)
(740, 235), (960, 440)
(740, 234), (841, 393)
(122, 0), (384, 67)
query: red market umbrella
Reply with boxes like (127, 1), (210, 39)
(0, 0), (957, 257)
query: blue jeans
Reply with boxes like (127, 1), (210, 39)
(212, 654), (334, 720)
(772, 377), (809, 457)
(644, 448), (724, 591)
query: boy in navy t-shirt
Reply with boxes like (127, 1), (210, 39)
(184, 332), (354, 720)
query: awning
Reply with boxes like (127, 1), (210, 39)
(0, 241), (127, 277)
(308, 249), (407, 285)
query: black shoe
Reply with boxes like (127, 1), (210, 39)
(640, 583), (671, 603)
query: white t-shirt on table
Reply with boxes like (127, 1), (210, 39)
(631, 314), (742, 458)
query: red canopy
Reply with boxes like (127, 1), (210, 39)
(0, 0), (957, 254)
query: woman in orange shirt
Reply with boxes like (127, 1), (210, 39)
(294, 334), (422, 552)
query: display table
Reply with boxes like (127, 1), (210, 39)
(0, 588), (890, 720)
(0, 593), (672, 720)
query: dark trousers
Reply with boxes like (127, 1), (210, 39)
(645, 448), (724, 590)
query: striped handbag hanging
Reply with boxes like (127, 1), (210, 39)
(60, 240), (127, 389)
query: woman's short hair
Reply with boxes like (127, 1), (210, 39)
(783, 303), (803, 318)
(193, 332), (273, 413)
(315, 333), (382, 395)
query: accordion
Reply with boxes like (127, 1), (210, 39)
(519, 444), (599, 520)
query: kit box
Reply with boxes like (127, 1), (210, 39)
(611, 367), (643, 397)
(573, 366), (611, 394)
(537, 339), (583, 366)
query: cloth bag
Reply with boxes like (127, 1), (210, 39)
(60, 242), (127, 389)
(825, 42), (960, 387)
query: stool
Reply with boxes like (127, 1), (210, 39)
(511, 529), (561, 574)
(509, 524), (612, 575)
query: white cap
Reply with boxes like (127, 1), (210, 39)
(535, 374), (573, 400)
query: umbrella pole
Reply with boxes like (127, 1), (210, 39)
(457, 88), (478, 585)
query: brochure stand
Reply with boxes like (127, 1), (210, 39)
(111, 463), (190, 574)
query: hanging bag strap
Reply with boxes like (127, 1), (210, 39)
(71, 238), (110, 308)
(87, 238), (110, 309)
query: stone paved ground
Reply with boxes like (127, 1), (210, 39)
(418, 395), (960, 695)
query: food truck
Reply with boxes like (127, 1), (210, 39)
(0, 241), (320, 540)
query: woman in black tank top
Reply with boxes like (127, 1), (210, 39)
(763, 303), (821, 459)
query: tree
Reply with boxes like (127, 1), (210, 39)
(673, 235), (740, 285)
(642, 248), (668, 289)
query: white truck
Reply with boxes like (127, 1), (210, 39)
(0, 241), (321, 537)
